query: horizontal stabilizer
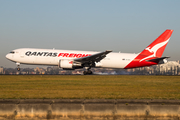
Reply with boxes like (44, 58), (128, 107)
(146, 56), (170, 62)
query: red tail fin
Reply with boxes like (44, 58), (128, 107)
(124, 29), (173, 69)
(140, 29), (173, 58)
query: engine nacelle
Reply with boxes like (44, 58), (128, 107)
(59, 59), (82, 70)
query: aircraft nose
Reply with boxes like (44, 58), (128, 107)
(6, 54), (10, 60)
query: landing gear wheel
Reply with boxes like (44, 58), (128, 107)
(83, 71), (86, 75)
(87, 70), (92, 74)
(83, 70), (93, 75)
(83, 64), (94, 75)
(16, 63), (21, 71)
(17, 68), (20, 71)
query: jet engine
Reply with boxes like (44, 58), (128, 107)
(59, 59), (82, 70)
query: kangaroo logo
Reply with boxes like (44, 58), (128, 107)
(145, 47), (154, 53)
(140, 38), (170, 62)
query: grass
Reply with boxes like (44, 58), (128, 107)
(0, 75), (180, 99)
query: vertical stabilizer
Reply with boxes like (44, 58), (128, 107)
(140, 29), (173, 59)
(124, 29), (173, 69)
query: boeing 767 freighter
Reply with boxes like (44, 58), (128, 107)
(6, 29), (173, 75)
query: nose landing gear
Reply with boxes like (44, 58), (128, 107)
(17, 67), (20, 71)
(16, 63), (20, 71)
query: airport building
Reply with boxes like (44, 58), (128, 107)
(158, 61), (180, 75)
(0, 67), (3, 74)
(144, 61), (180, 75)
(128, 61), (180, 75)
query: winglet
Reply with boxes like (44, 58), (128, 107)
(105, 50), (112, 54)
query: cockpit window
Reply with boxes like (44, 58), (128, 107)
(10, 51), (15, 54)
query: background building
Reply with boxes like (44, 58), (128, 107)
(1, 61), (180, 75)
(158, 61), (180, 75)
(0, 67), (3, 74)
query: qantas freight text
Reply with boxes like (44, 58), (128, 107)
(6, 29), (173, 75)
(25, 51), (91, 58)
(25, 51), (57, 57)
(58, 53), (91, 58)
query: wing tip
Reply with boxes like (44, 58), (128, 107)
(106, 50), (112, 52)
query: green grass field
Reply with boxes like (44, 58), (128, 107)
(0, 75), (180, 99)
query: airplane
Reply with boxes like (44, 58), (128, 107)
(6, 29), (173, 75)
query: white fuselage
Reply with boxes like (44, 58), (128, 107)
(6, 30), (173, 71)
(6, 48), (138, 69)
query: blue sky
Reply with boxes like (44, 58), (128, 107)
(1, 0), (180, 68)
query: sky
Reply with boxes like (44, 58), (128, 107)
(0, 0), (180, 68)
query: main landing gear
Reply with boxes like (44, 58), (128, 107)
(16, 63), (20, 71)
(83, 70), (93, 75)
(83, 66), (93, 75)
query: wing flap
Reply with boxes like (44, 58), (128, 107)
(74, 50), (112, 63)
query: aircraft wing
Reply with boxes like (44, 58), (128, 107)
(74, 50), (112, 63)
